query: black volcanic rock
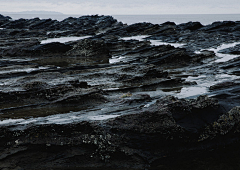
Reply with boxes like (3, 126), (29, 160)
(200, 106), (240, 141)
(106, 39), (151, 56)
(68, 80), (90, 88)
(55, 15), (120, 33)
(66, 38), (110, 57)
(1, 41), (72, 57)
(1, 14), (240, 170)
(200, 21), (236, 32)
(28, 18), (58, 30)
(109, 95), (221, 134)
(96, 22), (161, 37)
(0, 15), (121, 35)
(1, 39), (40, 57)
(28, 42), (72, 54)
(1, 18), (28, 29)
(118, 44), (191, 66)
(178, 21), (203, 30)
(0, 14), (11, 21)
(0, 95), (233, 169)
(161, 21), (176, 26)
(125, 22), (161, 35)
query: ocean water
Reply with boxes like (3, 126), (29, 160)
(4, 13), (240, 25)
(113, 14), (240, 25)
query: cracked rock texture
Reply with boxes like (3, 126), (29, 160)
(1, 14), (240, 169)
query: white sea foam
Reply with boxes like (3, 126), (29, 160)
(0, 118), (25, 125)
(0, 111), (120, 127)
(109, 56), (126, 64)
(176, 74), (239, 98)
(0, 66), (49, 75)
(194, 42), (240, 63)
(120, 35), (185, 47)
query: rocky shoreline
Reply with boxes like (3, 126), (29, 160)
(1, 14), (240, 169)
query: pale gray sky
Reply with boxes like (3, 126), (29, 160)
(0, 0), (239, 15)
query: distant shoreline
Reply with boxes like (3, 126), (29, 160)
(0, 11), (64, 15)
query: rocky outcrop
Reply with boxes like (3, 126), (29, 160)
(27, 42), (72, 55)
(1, 14), (240, 169)
(177, 21), (203, 30)
(66, 38), (110, 57)
(0, 15), (121, 35)
(200, 21), (237, 32)
(0, 38), (41, 57)
(200, 106), (240, 141)
(0, 14), (11, 21)
(209, 80), (240, 91)
(1, 95), (239, 169)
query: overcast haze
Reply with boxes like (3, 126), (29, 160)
(0, 0), (240, 15)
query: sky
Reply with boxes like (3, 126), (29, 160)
(0, 0), (240, 15)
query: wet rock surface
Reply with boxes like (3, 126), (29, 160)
(1, 14), (240, 169)
(218, 44), (240, 54)
(0, 14), (11, 21)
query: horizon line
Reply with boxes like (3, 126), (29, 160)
(1, 11), (240, 16)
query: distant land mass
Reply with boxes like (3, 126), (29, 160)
(1, 11), (64, 15)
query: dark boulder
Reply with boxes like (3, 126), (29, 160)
(125, 22), (161, 35)
(108, 95), (222, 137)
(28, 18), (58, 30)
(26, 42), (72, 55)
(1, 40), (72, 57)
(201, 21), (236, 32)
(106, 39), (151, 56)
(200, 106), (240, 141)
(1, 18), (27, 29)
(151, 26), (177, 36)
(66, 38), (110, 57)
(144, 45), (191, 65)
(170, 95), (221, 133)
(190, 50), (216, 63)
(178, 21), (203, 31)
(68, 80), (90, 88)
(99, 22), (161, 37)
(161, 21), (176, 26)
(110, 95), (220, 135)
(1, 39), (40, 57)
(58, 15), (119, 33)
(95, 15), (119, 28)
(23, 81), (49, 91)
(144, 67), (169, 78)
(0, 14), (11, 21)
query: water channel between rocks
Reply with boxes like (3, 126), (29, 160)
(119, 35), (240, 95)
(40, 36), (92, 44)
(196, 42), (240, 63)
(1, 35), (240, 126)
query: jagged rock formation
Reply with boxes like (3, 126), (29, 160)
(0, 14), (240, 169)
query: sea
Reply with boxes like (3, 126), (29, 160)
(4, 13), (240, 25)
